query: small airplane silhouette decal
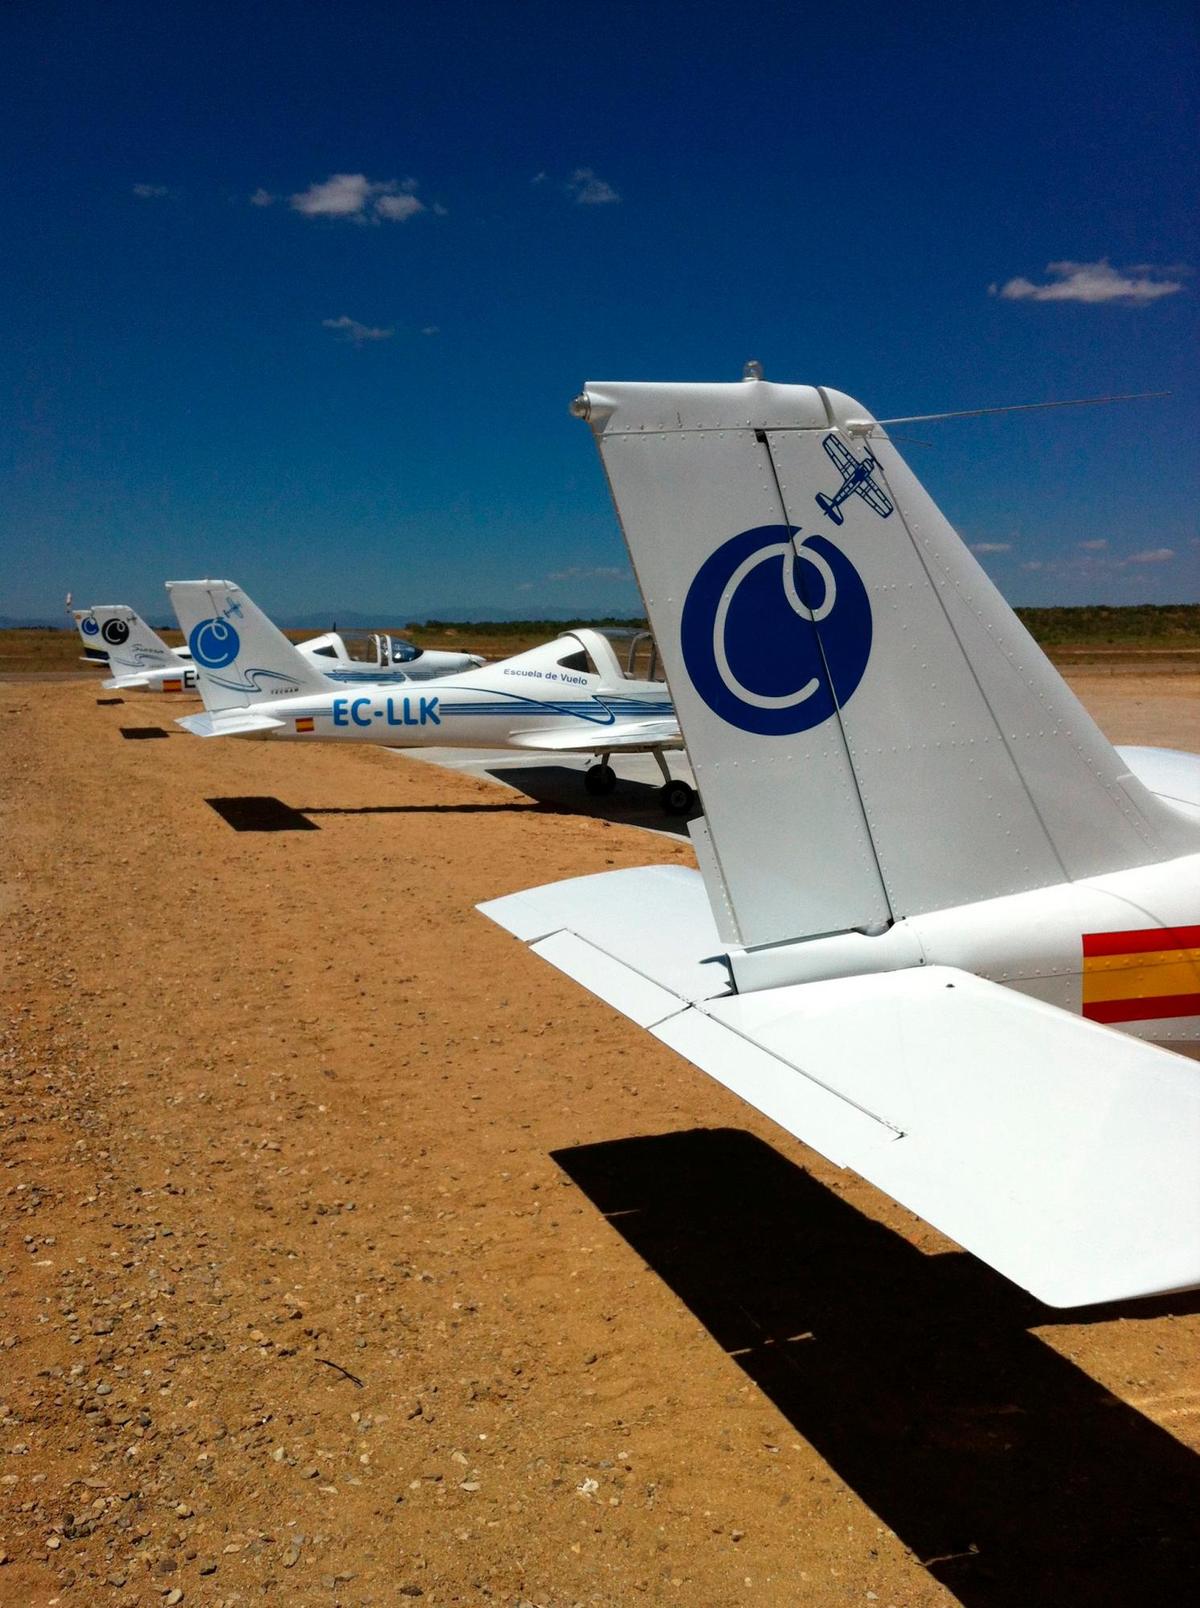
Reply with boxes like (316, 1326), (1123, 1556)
(815, 433), (894, 525)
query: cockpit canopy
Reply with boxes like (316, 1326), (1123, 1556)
(305, 631), (424, 668)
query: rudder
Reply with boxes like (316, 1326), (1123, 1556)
(166, 581), (328, 712)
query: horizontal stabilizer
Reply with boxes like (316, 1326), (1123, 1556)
(176, 710), (286, 737)
(480, 865), (731, 1006)
(103, 674), (150, 691)
(480, 868), (1200, 1308)
(508, 718), (682, 754)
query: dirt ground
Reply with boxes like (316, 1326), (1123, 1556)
(1, 670), (1197, 1608)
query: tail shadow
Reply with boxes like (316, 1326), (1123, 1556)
(553, 1128), (1200, 1608)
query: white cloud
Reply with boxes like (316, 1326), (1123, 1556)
(568, 167), (620, 205)
(1021, 560), (1044, 571)
(1123, 547), (1175, 565)
(374, 192), (424, 222)
(289, 172), (430, 223)
(292, 173), (372, 216)
(1076, 539), (1108, 550)
(132, 183), (169, 199)
(249, 188), (275, 207)
(420, 325), (440, 337)
(971, 542), (1012, 554)
(990, 259), (1185, 304)
(322, 315), (394, 344)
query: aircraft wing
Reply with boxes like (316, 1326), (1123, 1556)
(507, 717), (682, 754)
(822, 433), (855, 472)
(176, 710), (287, 737)
(479, 865), (1200, 1308)
(855, 479), (894, 517)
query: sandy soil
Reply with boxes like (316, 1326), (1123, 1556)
(1, 673), (1197, 1608)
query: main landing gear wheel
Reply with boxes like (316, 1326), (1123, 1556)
(659, 779), (696, 816)
(584, 762), (617, 797)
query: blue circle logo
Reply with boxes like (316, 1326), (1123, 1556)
(81, 615), (99, 636)
(680, 524), (872, 735)
(189, 617), (240, 669)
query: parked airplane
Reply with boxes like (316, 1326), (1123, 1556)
(77, 604), (481, 693)
(166, 581), (691, 812)
(479, 372), (1200, 1309)
(296, 629), (485, 684)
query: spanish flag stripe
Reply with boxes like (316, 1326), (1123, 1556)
(1083, 993), (1200, 1026)
(1082, 923), (1200, 958)
(1082, 953), (1200, 1004)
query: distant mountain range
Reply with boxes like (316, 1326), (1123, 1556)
(0, 604), (644, 631)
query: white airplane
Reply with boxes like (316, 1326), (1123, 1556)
(296, 629), (485, 684)
(165, 580), (692, 811)
(479, 372), (1200, 1309)
(77, 604), (481, 694)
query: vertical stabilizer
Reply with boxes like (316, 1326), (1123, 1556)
(575, 378), (1197, 949)
(81, 606), (176, 675)
(165, 581), (328, 712)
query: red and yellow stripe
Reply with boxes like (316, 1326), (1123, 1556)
(295, 716), (315, 733)
(163, 678), (183, 692)
(1082, 924), (1200, 1024)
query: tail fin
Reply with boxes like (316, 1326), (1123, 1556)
(575, 378), (1198, 949)
(812, 491), (844, 526)
(165, 580), (328, 712)
(85, 605), (178, 678)
(73, 609), (109, 661)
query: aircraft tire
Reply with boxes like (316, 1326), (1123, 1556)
(659, 779), (696, 816)
(584, 762), (617, 797)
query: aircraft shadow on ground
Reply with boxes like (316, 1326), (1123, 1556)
(95, 697), (124, 706)
(204, 795), (574, 832)
(119, 726), (170, 739)
(206, 796), (321, 831)
(553, 1127), (1200, 1608)
(482, 763), (698, 837)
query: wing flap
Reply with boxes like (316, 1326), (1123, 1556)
(479, 871), (1200, 1307)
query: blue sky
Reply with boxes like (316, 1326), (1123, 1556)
(2, 0), (1197, 622)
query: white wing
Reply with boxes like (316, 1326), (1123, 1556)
(480, 866), (1200, 1309)
(507, 717), (682, 754)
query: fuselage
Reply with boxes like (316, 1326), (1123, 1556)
(224, 635), (672, 751)
(723, 840), (1200, 1054)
